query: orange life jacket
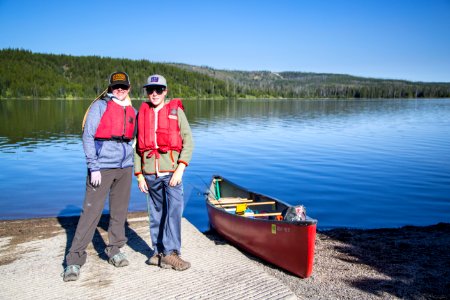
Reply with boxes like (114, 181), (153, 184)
(94, 99), (136, 141)
(137, 99), (183, 156)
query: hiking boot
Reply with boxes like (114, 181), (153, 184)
(108, 252), (129, 267)
(146, 253), (170, 268)
(161, 252), (191, 271)
(62, 265), (80, 282)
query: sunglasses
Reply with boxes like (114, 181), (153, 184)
(146, 86), (166, 95)
(111, 84), (129, 90)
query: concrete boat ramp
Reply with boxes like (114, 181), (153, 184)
(0, 212), (296, 299)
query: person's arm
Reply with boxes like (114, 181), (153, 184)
(133, 111), (149, 193)
(169, 109), (194, 187)
(82, 101), (103, 171)
(177, 109), (194, 166)
(134, 150), (148, 193)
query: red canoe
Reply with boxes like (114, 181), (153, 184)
(205, 175), (317, 278)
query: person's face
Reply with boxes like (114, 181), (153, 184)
(111, 84), (130, 101)
(146, 86), (167, 108)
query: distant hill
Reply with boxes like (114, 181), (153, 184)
(1, 49), (449, 99)
(169, 63), (450, 99)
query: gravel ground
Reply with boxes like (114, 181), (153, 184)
(206, 223), (450, 300)
(1, 213), (449, 299)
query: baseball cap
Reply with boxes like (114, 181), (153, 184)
(143, 74), (167, 88)
(109, 71), (130, 87)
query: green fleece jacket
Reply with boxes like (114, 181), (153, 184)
(134, 102), (194, 176)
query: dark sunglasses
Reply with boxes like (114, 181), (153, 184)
(111, 84), (129, 90)
(146, 86), (166, 95)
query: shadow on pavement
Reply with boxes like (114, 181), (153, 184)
(57, 208), (151, 267)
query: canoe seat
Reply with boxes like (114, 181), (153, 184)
(209, 197), (253, 205)
(254, 212), (282, 217)
(216, 201), (276, 208)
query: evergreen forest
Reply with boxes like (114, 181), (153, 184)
(1, 49), (449, 100)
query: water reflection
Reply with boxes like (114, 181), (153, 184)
(0, 98), (431, 150)
(0, 100), (90, 150)
(0, 98), (449, 230)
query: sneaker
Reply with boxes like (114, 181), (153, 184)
(161, 252), (191, 271)
(108, 252), (129, 267)
(62, 265), (80, 282)
(146, 253), (170, 268)
(146, 253), (160, 265)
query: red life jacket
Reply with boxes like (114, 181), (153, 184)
(95, 99), (136, 141)
(137, 99), (183, 156)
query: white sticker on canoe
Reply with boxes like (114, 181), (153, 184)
(274, 225), (291, 233)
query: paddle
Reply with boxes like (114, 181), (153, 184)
(81, 88), (108, 131)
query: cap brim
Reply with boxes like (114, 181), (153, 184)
(109, 81), (130, 87)
(143, 84), (167, 88)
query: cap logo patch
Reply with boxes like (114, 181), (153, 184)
(112, 73), (126, 81)
(150, 76), (159, 83)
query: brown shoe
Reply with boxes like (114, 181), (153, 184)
(161, 252), (191, 271)
(146, 254), (160, 266)
(146, 253), (169, 268)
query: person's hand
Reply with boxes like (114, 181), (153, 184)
(137, 175), (148, 193)
(169, 165), (185, 187)
(90, 171), (101, 186)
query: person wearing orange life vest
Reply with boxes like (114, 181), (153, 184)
(62, 72), (137, 282)
(135, 74), (194, 271)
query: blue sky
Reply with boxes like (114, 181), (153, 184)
(1, 0), (449, 82)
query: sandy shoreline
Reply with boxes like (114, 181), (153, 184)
(0, 212), (449, 299)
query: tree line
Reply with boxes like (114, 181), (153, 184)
(1, 49), (449, 99)
(0, 49), (238, 100)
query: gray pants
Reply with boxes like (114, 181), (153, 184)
(65, 167), (132, 266)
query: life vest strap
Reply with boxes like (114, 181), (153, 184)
(95, 136), (131, 142)
(146, 149), (161, 159)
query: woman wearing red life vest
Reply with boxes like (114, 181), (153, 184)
(135, 74), (194, 271)
(62, 72), (137, 282)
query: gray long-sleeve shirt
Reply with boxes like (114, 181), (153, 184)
(83, 95), (137, 171)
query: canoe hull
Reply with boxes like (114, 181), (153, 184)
(206, 176), (317, 278)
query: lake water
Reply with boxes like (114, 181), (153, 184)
(0, 98), (449, 232)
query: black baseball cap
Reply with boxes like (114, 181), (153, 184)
(109, 71), (130, 87)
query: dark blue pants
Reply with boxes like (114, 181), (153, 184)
(144, 174), (184, 255)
